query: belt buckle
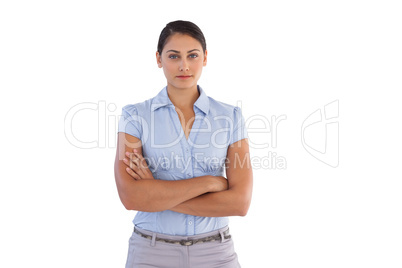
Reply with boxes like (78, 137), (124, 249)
(180, 239), (194, 246)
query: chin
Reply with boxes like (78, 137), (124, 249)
(170, 81), (197, 90)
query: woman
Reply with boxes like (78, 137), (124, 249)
(114, 20), (253, 268)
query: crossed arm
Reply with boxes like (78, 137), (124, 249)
(114, 132), (253, 217)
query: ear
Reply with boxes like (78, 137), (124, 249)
(156, 51), (162, 68)
(203, 50), (208, 67)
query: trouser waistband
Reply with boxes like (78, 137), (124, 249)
(133, 226), (231, 246)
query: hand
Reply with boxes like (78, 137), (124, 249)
(209, 176), (228, 192)
(123, 149), (155, 180)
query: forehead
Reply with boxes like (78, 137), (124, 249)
(163, 33), (202, 52)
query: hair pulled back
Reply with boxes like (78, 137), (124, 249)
(157, 20), (207, 55)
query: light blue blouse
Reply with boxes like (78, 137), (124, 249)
(118, 85), (248, 235)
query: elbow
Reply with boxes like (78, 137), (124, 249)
(114, 180), (135, 211)
(237, 203), (250, 217)
(119, 194), (136, 211)
(238, 209), (248, 217)
(121, 195), (160, 212)
(121, 196), (145, 211)
(122, 199), (135, 211)
(228, 188), (252, 216)
(236, 198), (251, 217)
(124, 204), (133, 211)
(122, 199), (146, 211)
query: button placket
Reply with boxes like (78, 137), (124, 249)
(187, 215), (195, 235)
(185, 146), (192, 178)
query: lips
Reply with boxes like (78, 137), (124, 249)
(176, 75), (192, 79)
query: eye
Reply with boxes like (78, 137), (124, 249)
(189, 54), (198, 59)
(168, 54), (179, 59)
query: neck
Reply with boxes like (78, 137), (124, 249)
(166, 84), (199, 110)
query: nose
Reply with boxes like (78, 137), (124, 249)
(179, 59), (189, 71)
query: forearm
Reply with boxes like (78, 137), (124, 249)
(116, 171), (214, 212)
(115, 142), (228, 212)
(170, 188), (251, 217)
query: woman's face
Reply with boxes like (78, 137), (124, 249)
(156, 33), (207, 91)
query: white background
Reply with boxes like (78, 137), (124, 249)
(1, 1), (401, 267)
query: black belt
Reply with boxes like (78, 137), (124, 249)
(133, 228), (231, 246)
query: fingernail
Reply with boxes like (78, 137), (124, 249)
(134, 149), (137, 152)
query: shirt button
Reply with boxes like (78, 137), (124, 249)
(188, 221), (193, 225)
(187, 173), (191, 177)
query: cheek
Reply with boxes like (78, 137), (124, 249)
(163, 63), (177, 74)
(190, 61), (203, 72)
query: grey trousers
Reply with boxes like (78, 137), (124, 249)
(125, 226), (241, 268)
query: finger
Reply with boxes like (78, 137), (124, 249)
(131, 160), (147, 178)
(123, 158), (134, 169)
(125, 151), (138, 160)
(123, 157), (134, 169)
(123, 158), (142, 176)
(130, 154), (149, 176)
(123, 157), (136, 163)
(126, 151), (140, 166)
(130, 161), (142, 174)
(125, 167), (141, 180)
(133, 153), (148, 169)
(127, 150), (147, 169)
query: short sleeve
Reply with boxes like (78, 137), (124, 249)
(117, 105), (143, 140)
(229, 106), (248, 145)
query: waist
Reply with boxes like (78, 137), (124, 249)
(134, 225), (230, 246)
(133, 210), (229, 236)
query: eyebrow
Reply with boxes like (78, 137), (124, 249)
(165, 49), (201, 53)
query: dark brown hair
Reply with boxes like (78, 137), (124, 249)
(157, 20), (207, 55)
